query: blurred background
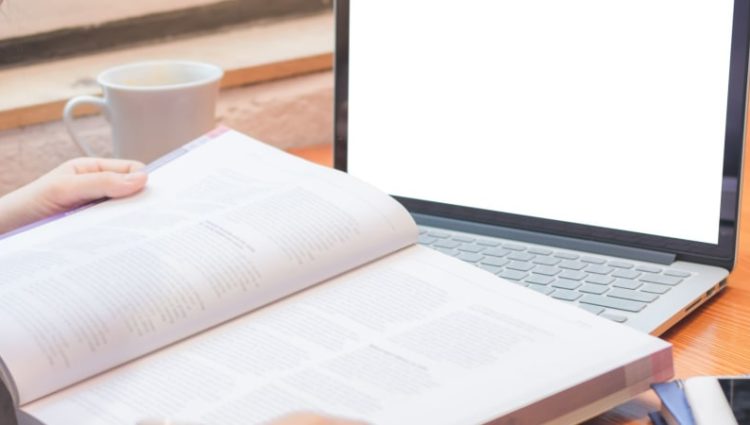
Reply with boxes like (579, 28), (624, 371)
(0, 0), (334, 195)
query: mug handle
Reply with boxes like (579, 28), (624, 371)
(63, 95), (107, 157)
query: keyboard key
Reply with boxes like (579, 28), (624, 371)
(434, 247), (459, 256)
(581, 256), (606, 264)
(484, 247), (511, 257)
(551, 279), (582, 290)
(532, 256), (561, 266)
(608, 261), (634, 269)
(480, 257), (509, 267)
(457, 252), (483, 263)
(551, 289), (582, 301)
(559, 260), (587, 270)
(528, 247), (553, 255)
(641, 284), (671, 294)
(532, 265), (561, 276)
(601, 313), (628, 323)
(434, 240), (461, 249)
(554, 252), (579, 260)
(664, 269), (692, 278)
(608, 288), (658, 303)
(558, 270), (587, 281)
(458, 244), (485, 253)
(639, 274), (683, 286)
(428, 230), (450, 238)
(525, 274), (555, 285)
(507, 261), (535, 272)
(580, 284), (609, 295)
(503, 243), (527, 251)
(497, 269), (528, 281)
(578, 303), (605, 315)
(476, 239), (502, 247)
(635, 264), (662, 273)
(508, 252), (535, 262)
(418, 235), (437, 245)
(510, 280), (529, 287)
(477, 264), (502, 274)
(613, 279), (642, 290)
(580, 295), (647, 313)
(612, 269), (641, 279)
(418, 228), (428, 235)
(585, 265), (614, 275)
(452, 235), (475, 243)
(528, 284), (554, 295)
(585, 275), (615, 285)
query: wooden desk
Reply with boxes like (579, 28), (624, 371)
(287, 144), (750, 424)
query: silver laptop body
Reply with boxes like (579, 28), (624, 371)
(334, 0), (750, 335)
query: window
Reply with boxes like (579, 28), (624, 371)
(0, 0), (334, 131)
(0, 0), (332, 67)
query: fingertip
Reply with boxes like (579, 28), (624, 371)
(107, 172), (147, 198)
(122, 171), (148, 190)
(129, 161), (147, 172)
(124, 171), (148, 184)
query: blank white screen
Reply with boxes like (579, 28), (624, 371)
(347, 0), (733, 244)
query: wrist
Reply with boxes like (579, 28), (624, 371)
(0, 182), (52, 234)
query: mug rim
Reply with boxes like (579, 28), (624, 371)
(97, 60), (224, 91)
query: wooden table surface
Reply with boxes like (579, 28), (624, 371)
(287, 143), (750, 424)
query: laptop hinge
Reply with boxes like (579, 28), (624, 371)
(413, 213), (677, 265)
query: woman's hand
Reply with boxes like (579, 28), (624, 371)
(0, 157), (148, 234)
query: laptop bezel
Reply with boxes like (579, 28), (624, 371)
(334, 0), (750, 271)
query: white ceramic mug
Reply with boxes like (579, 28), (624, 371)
(64, 60), (224, 163)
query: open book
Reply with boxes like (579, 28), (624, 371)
(0, 128), (672, 425)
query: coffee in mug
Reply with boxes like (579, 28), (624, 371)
(63, 60), (224, 163)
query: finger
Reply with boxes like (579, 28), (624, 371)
(60, 171), (148, 205)
(65, 157), (146, 175)
(329, 419), (369, 425)
(269, 413), (330, 425)
(270, 413), (369, 425)
(331, 419), (369, 425)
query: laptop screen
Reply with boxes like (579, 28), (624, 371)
(337, 1), (749, 266)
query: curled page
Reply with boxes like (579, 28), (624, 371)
(0, 129), (417, 404)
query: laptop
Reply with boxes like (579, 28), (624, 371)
(333, 0), (750, 335)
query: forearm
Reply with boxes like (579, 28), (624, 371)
(0, 158), (147, 236)
(0, 184), (47, 235)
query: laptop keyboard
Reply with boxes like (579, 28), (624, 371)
(418, 226), (692, 324)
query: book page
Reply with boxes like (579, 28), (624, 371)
(0, 129), (417, 405)
(22, 246), (672, 425)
